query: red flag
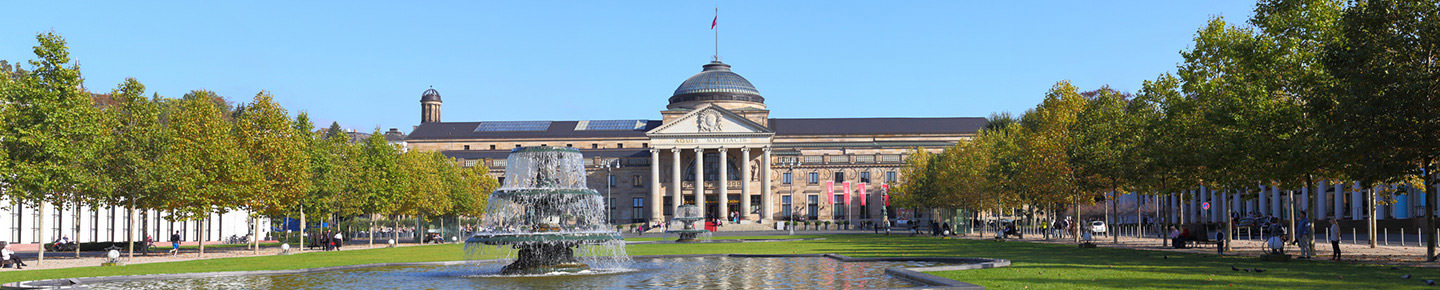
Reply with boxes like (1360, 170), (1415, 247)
(858, 183), (867, 206)
(825, 181), (834, 204)
(842, 182), (851, 205)
(711, 15), (717, 29)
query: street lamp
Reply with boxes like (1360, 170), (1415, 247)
(784, 158), (801, 235)
(599, 159), (620, 225)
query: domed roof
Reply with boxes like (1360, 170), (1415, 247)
(669, 61), (764, 105)
(420, 87), (441, 102)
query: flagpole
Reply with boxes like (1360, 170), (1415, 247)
(714, 6), (719, 61)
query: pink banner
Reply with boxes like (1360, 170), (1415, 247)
(859, 183), (867, 206)
(842, 182), (851, 204)
(881, 183), (890, 206)
(825, 181), (834, 204)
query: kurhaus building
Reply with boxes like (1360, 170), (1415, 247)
(407, 61), (985, 225)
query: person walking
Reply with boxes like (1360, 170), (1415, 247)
(333, 231), (344, 251)
(1328, 218), (1341, 261)
(1296, 211), (1313, 259)
(168, 231), (181, 256)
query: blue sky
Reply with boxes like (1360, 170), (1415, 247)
(0, 1), (1256, 133)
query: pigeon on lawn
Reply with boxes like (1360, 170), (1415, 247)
(1392, 267), (1401, 270)
(1402, 274), (1411, 279)
(1425, 279), (1435, 286)
(1244, 269), (1252, 272)
(1231, 266), (1240, 272)
(1254, 268), (1265, 273)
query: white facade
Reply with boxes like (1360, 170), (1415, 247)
(0, 198), (264, 244)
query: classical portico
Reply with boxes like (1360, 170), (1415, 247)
(648, 104), (774, 223)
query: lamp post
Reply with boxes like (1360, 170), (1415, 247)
(784, 158), (801, 235)
(599, 159), (620, 225)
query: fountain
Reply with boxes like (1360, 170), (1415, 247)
(665, 204), (710, 242)
(464, 146), (630, 275)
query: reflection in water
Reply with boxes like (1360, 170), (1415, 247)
(88, 256), (943, 290)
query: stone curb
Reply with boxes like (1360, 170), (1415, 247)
(623, 237), (826, 244)
(2, 254), (1008, 290)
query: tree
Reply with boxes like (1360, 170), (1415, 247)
(1321, 0), (1440, 259)
(350, 129), (403, 245)
(1071, 87), (1134, 243)
(96, 78), (166, 258)
(0, 33), (107, 263)
(1020, 81), (1088, 242)
(155, 91), (257, 256)
(234, 92), (311, 254)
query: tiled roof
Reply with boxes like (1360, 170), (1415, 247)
(407, 117), (982, 140)
(767, 117), (985, 136)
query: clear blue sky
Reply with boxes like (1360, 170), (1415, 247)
(1, 1), (1256, 133)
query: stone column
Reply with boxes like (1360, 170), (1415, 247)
(1351, 181), (1363, 220)
(1333, 182), (1344, 220)
(1316, 179), (1328, 221)
(761, 148), (773, 221)
(1272, 186), (1283, 217)
(741, 148), (752, 221)
(1261, 187), (1272, 216)
(694, 148), (706, 219)
(671, 149), (682, 216)
(650, 149), (662, 223)
(718, 148), (729, 223)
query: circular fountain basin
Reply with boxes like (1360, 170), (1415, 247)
(466, 232), (623, 245)
(51, 255), (1005, 290)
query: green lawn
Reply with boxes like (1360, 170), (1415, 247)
(0, 234), (1429, 289)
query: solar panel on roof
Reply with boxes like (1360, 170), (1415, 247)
(474, 121), (552, 132)
(576, 120), (645, 131)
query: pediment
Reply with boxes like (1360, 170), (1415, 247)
(647, 104), (773, 136)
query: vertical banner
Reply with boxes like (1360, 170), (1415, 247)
(842, 182), (851, 204)
(825, 181), (834, 204)
(859, 183), (868, 206)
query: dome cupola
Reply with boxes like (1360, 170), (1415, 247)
(667, 61), (764, 109)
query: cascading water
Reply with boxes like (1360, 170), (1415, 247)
(665, 204), (711, 242)
(464, 146), (630, 275)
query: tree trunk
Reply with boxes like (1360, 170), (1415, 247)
(369, 214), (375, 248)
(128, 201), (137, 259)
(74, 202), (82, 258)
(1111, 188), (1118, 244)
(1073, 193), (1081, 243)
(197, 217), (206, 257)
(299, 209), (306, 252)
(37, 202), (46, 265)
(1224, 189), (1232, 253)
(252, 215), (260, 255)
(1427, 161), (1437, 261)
(1368, 186), (1378, 248)
(1289, 189), (1297, 243)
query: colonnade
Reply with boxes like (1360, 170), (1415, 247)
(649, 147), (772, 223)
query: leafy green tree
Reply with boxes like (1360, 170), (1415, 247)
(350, 129), (403, 245)
(1321, 0), (1440, 259)
(155, 91), (257, 256)
(96, 78), (167, 258)
(1072, 87), (1133, 243)
(234, 92), (311, 254)
(0, 33), (107, 262)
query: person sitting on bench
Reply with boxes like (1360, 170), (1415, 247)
(2, 242), (25, 269)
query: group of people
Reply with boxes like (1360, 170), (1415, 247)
(313, 231), (344, 250)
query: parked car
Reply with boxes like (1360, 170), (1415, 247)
(1090, 221), (1107, 233)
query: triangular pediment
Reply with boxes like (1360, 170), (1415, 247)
(648, 104), (774, 136)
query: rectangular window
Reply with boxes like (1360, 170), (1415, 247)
(642, 143), (649, 148)
(808, 172), (819, 184)
(781, 195), (793, 218)
(833, 194), (846, 219)
(607, 174), (616, 188)
(807, 195), (819, 219)
(463, 145), (470, 150)
(616, 143), (624, 149)
(887, 171), (897, 183)
(782, 173), (792, 184)
(834, 172), (844, 183)
(860, 172), (871, 183)
(566, 144), (573, 148)
(489, 145), (497, 150)
(593, 144), (599, 149)
(515, 144), (522, 148)
(632, 198), (645, 222)
(632, 175), (643, 187)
